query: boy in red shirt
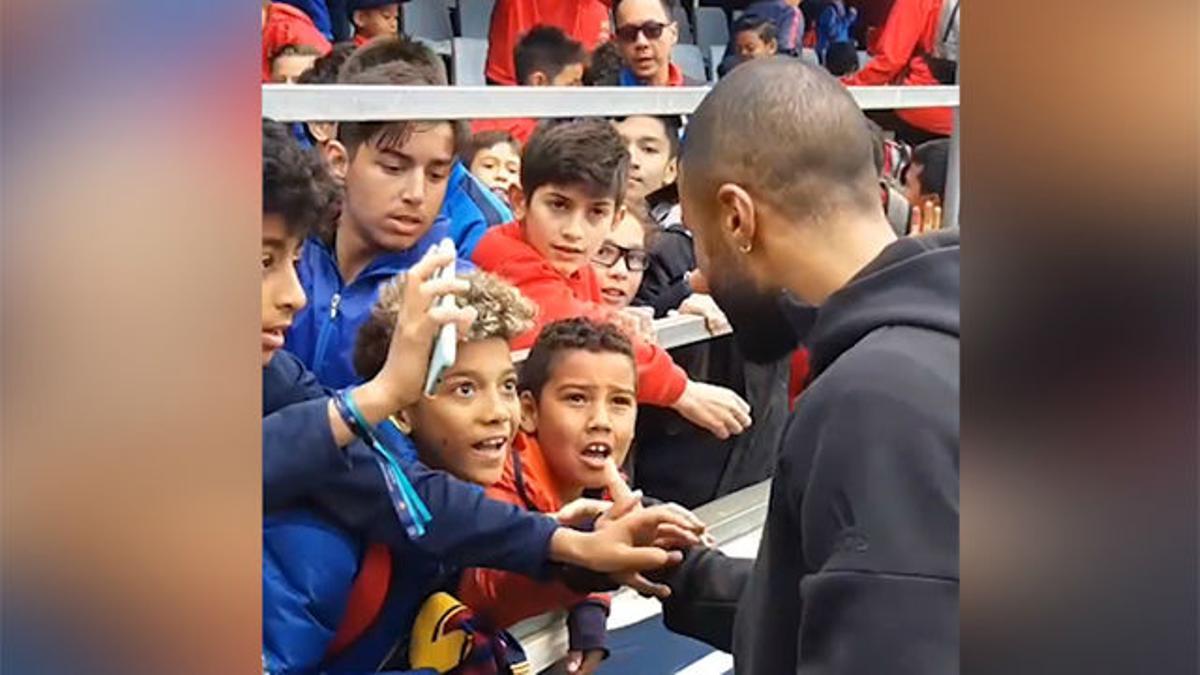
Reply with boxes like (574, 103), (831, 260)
(262, 0), (332, 82)
(472, 119), (753, 441)
(348, 0), (399, 47)
(473, 26), (588, 145)
(461, 317), (701, 674)
(486, 0), (612, 85)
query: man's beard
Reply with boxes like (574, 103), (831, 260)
(708, 272), (805, 364)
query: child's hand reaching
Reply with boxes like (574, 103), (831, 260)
(671, 380), (753, 440)
(676, 293), (731, 335)
(910, 197), (943, 235)
(553, 498), (613, 527)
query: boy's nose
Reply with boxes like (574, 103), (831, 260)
(399, 170), (426, 204)
(280, 264), (307, 312)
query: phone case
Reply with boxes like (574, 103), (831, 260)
(424, 239), (458, 396)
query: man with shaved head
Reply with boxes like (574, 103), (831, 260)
(656, 58), (959, 674)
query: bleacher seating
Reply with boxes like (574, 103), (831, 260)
(451, 37), (488, 85)
(673, 4), (694, 44)
(857, 49), (871, 70)
(673, 44), (706, 84)
(404, 0), (453, 54)
(695, 6), (729, 54)
(800, 47), (819, 66)
(709, 44), (726, 83)
(457, 0), (493, 39)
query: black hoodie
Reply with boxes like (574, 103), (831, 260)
(659, 230), (960, 674)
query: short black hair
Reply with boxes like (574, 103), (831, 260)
(464, 130), (521, 167)
(732, 15), (777, 45)
(824, 41), (858, 77)
(519, 318), (637, 398)
(615, 114), (682, 159)
(514, 25), (586, 85)
(680, 59), (879, 226)
(262, 119), (338, 238)
(908, 138), (951, 201)
(336, 60), (468, 159)
(338, 35), (445, 82)
(583, 41), (623, 86)
(297, 41), (358, 84)
(521, 118), (630, 204)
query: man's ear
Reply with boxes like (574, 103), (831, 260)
(715, 183), (757, 254)
(323, 139), (350, 183)
(528, 71), (549, 87)
(519, 391), (538, 434)
(509, 184), (527, 220)
(663, 156), (679, 186)
(666, 22), (680, 49)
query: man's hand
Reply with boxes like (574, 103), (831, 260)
(671, 380), (752, 440)
(677, 293), (731, 334)
(565, 650), (605, 674)
(366, 243), (477, 411)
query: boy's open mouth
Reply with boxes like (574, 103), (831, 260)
(580, 442), (613, 469)
(471, 436), (508, 458)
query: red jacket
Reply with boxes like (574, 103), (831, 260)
(458, 433), (610, 628)
(262, 2), (332, 82)
(472, 222), (688, 406)
(842, 0), (952, 136)
(470, 117), (540, 145)
(485, 0), (612, 85)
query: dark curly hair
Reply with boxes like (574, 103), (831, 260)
(519, 318), (636, 398)
(262, 118), (338, 238)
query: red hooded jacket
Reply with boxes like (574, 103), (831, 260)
(472, 222), (688, 406)
(485, 0), (613, 85)
(262, 2), (332, 82)
(458, 432), (611, 629)
(842, 0), (952, 136)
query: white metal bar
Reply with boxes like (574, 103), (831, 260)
(511, 313), (725, 364)
(262, 84), (959, 121)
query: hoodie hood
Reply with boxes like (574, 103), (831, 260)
(807, 229), (959, 377)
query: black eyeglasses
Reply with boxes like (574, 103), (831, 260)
(615, 20), (670, 43)
(593, 242), (650, 271)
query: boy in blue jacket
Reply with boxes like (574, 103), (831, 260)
(287, 40), (509, 389)
(262, 120), (705, 673)
(334, 37), (513, 257)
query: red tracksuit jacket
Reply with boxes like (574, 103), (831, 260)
(485, 0), (612, 85)
(472, 221), (688, 406)
(843, 0), (953, 136)
(262, 2), (332, 82)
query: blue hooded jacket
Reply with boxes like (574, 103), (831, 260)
(262, 351), (560, 673)
(441, 161), (513, 258)
(285, 215), (473, 390)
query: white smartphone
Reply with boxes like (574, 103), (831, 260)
(423, 239), (458, 396)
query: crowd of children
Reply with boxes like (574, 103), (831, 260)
(261, 7), (953, 672)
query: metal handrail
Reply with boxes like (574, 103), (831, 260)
(262, 84), (959, 121)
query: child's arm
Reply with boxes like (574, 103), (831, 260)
(263, 245), (476, 509)
(565, 598), (611, 675)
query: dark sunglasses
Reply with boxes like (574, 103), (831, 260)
(593, 242), (650, 271)
(615, 20), (670, 43)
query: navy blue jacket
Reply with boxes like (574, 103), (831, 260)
(263, 351), (560, 672)
(284, 216), (472, 389)
(442, 161), (513, 259)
